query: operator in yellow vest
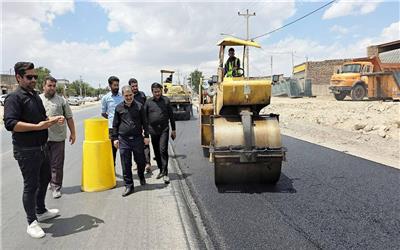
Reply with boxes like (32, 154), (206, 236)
(224, 48), (241, 77)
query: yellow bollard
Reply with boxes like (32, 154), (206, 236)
(81, 118), (116, 192)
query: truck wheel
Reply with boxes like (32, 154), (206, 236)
(334, 92), (346, 101)
(351, 84), (366, 101)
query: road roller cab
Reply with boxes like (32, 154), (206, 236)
(200, 37), (286, 185)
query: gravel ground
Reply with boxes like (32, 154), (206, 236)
(262, 96), (400, 169)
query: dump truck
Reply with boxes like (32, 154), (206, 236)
(199, 37), (286, 185)
(161, 70), (193, 120)
(329, 50), (400, 101)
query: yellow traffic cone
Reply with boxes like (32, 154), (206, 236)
(81, 118), (116, 192)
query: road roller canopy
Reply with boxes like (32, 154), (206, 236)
(217, 37), (261, 48)
(161, 69), (175, 74)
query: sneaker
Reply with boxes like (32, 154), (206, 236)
(132, 165), (137, 170)
(27, 220), (45, 238)
(52, 190), (61, 199)
(37, 208), (60, 222)
(163, 175), (170, 184)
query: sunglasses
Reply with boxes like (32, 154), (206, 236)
(25, 75), (38, 80)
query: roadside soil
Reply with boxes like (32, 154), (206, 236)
(262, 96), (400, 169)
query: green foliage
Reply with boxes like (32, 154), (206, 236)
(65, 80), (108, 97)
(188, 69), (203, 94)
(35, 67), (51, 92)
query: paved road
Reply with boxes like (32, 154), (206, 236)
(172, 110), (400, 250)
(1, 105), (198, 249)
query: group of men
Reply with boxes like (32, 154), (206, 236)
(101, 76), (176, 197)
(3, 61), (176, 238)
(4, 50), (239, 238)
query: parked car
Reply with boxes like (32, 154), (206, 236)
(68, 97), (81, 106)
(76, 96), (85, 105)
(0, 94), (8, 106)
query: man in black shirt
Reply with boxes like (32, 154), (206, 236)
(113, 86), (149, 197)
(128, 78), (151, 173)
(144, 82), (176, 184)
(4, 62), (64, 238)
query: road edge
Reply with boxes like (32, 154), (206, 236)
(169, 142), (215, 250)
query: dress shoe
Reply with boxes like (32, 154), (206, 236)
(156, 172), (165, 179)
(163, 175), (170, 184)
(140, 178), (146, 186)
(122, 185), (134, 197)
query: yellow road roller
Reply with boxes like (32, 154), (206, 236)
(200, 37), (286, 185)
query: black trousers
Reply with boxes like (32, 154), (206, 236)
(150, 127), (169, 175)
(119, 136), (145, 186)
(13, 144), (51, 224)
(109, 128), (118, 167)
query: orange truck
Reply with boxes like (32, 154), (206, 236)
(329, 56), (400, 101)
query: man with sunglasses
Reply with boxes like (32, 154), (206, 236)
(3, 62), (64, 238)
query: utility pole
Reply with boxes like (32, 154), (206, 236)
(238, 9), (255, 78)
(79, 75), (83, 96)
(270, 56), (273, 78)
(291, 51), (294, 76)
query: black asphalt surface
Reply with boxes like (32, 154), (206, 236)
(171, 111), (400, 250)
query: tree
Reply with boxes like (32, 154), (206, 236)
(35, 67), (51, 92)
(189, 69), (203, 94)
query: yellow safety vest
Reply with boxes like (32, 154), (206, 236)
(226, 58), (240, 77)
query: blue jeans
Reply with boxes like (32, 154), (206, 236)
(119, 136), (145, 186)
(13, 144), (50, 224)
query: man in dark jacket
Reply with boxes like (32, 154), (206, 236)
(112, 86), (149, 197)
(128, 78), (151, 173)
(144, 82), (176, 184)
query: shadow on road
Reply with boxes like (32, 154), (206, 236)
(170, 154), (187, 159)
(216, 174), (297, 194)
(43, 214), (104, 237)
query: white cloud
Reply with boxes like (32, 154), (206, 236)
(330, 24), (349, 35)
(2, 1), (397, 94)
(2, 1), (296, 92)
(323, 0), (382, 19)
(380, 21), (400, 42)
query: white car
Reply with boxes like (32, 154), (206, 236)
(68, 97), (81, 106)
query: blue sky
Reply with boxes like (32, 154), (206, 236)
(43, 2), (131, 46)
(3, 1), (399, 89)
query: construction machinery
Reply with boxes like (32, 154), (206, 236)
(200, 37), (286, 185)
(329, 43), (400, 101)
(161, 70), (193, 120)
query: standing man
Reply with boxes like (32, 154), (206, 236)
(101, 76), (123, 168)
(144, 82), (176, 184)
(129, 78), (151, 173)
(4, 62), (63, 238)
(224, 48), (241, 77)
(40, 76), (76, 199)
(113, 86), (149, 197)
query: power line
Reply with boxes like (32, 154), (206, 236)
(251, 0), (336, 40)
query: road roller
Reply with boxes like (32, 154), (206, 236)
(200, 37), (286, 185)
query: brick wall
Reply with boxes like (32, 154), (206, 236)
(306, 59), (351, 86)
(367, 45), (379, 57)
